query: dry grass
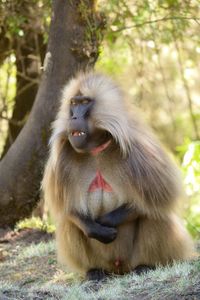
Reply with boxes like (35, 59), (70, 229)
(0, 228), (199, 300)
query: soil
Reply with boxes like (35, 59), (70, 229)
(0, 227), (53, 244)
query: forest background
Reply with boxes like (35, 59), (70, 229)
(0, 1), (200, 298)
(0, 0), (199, 236)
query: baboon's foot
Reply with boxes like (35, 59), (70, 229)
(86, 268), (108, 281)
(134, 265), (156, 275)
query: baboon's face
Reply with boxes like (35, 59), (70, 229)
(68, 95), (111, 153)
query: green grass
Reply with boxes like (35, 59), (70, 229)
(0, 227), (199, 300)
(0, 240), (199, 300)
(19, 240), (55, 259)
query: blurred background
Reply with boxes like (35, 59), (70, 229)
(0, 0), (199, 238)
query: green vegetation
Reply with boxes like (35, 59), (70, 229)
(0, 235), (199, 299)
(0, 4), (199, 299)
(178, 140), (200, 238)
(0, 0), (199, 237)
(19, 240), (55, 259)
(16, 217), (55, 234)
(0, 56), (16, 153)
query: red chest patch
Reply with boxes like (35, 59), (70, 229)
(88, 171), (113, 192)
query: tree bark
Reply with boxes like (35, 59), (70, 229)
(0, 0), (103, 226)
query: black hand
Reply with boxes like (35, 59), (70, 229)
(76, 213), (117, 244)
(96, 204), (131, 227)
(87, 222), (117, 244)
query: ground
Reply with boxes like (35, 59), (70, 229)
(0, 227), (199, 300)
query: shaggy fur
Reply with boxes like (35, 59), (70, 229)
(42, 72), (194, 276)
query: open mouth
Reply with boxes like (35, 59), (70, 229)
(70, 131), (86, 137)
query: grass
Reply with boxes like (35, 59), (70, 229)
(0, 218), (199, 299)
(19, 240), (55, 259)
(0, 234), (199, 300)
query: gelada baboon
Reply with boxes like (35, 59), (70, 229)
(42, 72), (194, 280)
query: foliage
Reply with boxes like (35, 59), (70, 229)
(96, 0), (200, 239)
(0, 1), (199, 236)
(0, 4), (199, 299)
(179, 140), (200, 195)
(16, 216), (55, 233)
(0, 55), (16, 112)
(178, 140), (200, 238)
(1, 0), (199, 151)
(0, 55), (16, 153)
(97, 0), (200, 150)
(0, 0), (51, 39)
(0, 0), (51, 157)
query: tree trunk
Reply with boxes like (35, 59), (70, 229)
(0, 0), (103, 226)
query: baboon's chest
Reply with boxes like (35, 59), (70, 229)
(88, 170), (113, 193)
(76, 150), (127, 217)
(86, 170), (120, 217)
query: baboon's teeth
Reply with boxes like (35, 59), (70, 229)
(71, 131), (86, 137)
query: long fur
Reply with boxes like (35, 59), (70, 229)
(42, 72), (194, 276)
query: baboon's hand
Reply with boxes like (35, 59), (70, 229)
(88, 223), (117, 244)
(96, 204), (131, 227)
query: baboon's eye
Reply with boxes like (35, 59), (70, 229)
(82, 99), (91, 105)
(70, 100), (77, 105)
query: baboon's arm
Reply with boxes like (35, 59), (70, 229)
(96, 204), (138, 227)
(67, 213), (117, 244)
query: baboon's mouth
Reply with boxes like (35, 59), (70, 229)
(70, 131), (86, 137)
